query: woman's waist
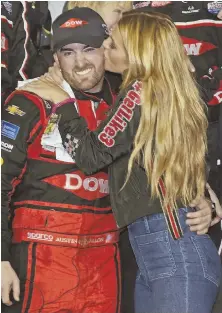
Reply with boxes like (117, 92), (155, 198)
(128, 207), (196, 237)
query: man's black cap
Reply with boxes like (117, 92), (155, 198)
(52, 7), (109, 52)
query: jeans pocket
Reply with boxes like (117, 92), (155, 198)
(191, 234), (221, 286)
(135, 230), (176, 281)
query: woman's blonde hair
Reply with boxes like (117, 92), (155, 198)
(119, 11), (208, 211)
(67, 1), (132, 16)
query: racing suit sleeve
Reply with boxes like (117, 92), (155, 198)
(1, 5), (14, 102)
(58, 81), (142, 175)
(1, 94), (40, 261)
(199, 67), (222, 107)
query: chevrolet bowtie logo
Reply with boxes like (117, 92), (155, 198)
(6, 105), (25, 116)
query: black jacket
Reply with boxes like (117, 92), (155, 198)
(57, 81), (182, 230)
(57, 79), (217, 233)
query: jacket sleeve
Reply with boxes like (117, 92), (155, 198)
(1, 4), (14, 102)
(199, 67), (222, 107)
(1, 94), (40, 261)
(58, 81), (142, 175)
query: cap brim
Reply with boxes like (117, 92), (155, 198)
(53, 35), (104, 52)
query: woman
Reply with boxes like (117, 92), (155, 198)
(54, 11), (221, 313)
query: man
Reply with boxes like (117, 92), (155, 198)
(1, 7), (213, 313)
(1, 8), (121, 313)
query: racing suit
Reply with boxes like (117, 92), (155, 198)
(1, 78), (121, 313)
(1, 1), (53, 102)
(133, 1), (222, 105)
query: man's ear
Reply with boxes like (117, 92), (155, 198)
(54, 53), (60, 67)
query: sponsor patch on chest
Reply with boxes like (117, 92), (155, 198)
(181, 36), (217, 56)
(1, 140), (13, 152)
(207, 1), (222, 15)
(1, 120), (20, 140)
(43, 171), (109, 200)
(5, 105), (26, 116)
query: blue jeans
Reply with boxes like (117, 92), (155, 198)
(128, 208), (221, 313)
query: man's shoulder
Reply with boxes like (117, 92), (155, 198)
(3, 91), (48, 118)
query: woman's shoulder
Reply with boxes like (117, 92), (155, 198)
(119, 80), (142, 100)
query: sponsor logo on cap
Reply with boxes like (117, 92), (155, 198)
(60, 18), (88, 29)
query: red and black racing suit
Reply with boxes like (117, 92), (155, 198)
(1, 78), (121, 313)
(1, 1), (52, 102)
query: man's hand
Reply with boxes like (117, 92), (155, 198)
(186, 196), (212, 235)
(206, 183), (222, 226)
(217, 9), (222, 20)
(1, 261), (20, 306)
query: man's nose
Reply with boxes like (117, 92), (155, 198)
(74, 52), (86, 68)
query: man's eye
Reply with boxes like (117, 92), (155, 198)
(64, 51), (73, 57)
(84, 47), (95, 53)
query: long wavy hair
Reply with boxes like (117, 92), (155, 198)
(119, 11), (208, 211)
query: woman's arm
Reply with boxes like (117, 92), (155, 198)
(58, 81), (142, 174)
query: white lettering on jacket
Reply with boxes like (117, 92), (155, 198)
(27, 232), (53, 241)
(55, 237), (104, 246)
(1, 141), (13, 152)
(213, 91), (222, 103)
(64, 174), (109, 194)
(98, 81), (142, 147)
(184, 43), (202, 55)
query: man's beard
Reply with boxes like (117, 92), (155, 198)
(61, 65), (105, 92)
